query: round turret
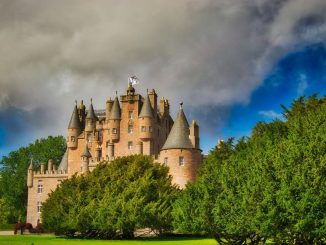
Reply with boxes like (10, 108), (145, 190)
(108, 97), (121, 142)
(67, 104), (82, 149)
(81, 145), (91, 173)
(85, 99), (97, 132)
(159, 148), (201, 188)
(27, 161), (34, 188)
(139, 95), (154, 140)
(160, 103), (202, 188)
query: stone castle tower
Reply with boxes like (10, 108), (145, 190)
(26, 83), (202, 226)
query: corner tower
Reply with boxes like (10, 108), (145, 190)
(159, 103), (202, 188)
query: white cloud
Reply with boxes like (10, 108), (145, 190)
(259, 110), (283, 119)
(297, 73), (309, 96)
(0, 0), (325, 150)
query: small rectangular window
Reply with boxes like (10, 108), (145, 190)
(128, 125), (133, 134)
(128, 141), (133, 150)
(164, 157), (168, 166)
(141, 126), (146, 132)
(179, 156), (184, 166)
(112, 128), (117, 134)
(149, 126), (153, 132)
(37, 180), (43, 194)
(71, 136), (75, 142)
(128, 111), (133, 119)
(37, 201), (42, 213)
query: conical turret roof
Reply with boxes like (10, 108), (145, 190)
(81, 145), (92, 158)
(161, 105), (193, 150)
(58, 149), (68, 171)
(68, 105), (82, 129)
(86, 100), (97, 120)
(28, 160), (34, 170)
(109, 97), (121, 120)
(139, 95), (154, 118)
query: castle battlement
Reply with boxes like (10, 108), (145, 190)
(27, 82), (203, 226)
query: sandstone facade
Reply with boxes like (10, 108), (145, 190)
(26, 83), (202, 226)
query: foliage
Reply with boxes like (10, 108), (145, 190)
(42, 155), (179, 239)
(173, 95), (326, 244)
(0, 136), (66, 223)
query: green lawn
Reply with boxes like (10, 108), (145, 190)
(0, 235), (217, 245)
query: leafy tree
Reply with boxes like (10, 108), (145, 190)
(173, 95), (326, 244)
(42, 155), (178, 239)
(0, 136), (66, 223)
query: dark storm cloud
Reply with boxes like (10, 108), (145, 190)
(0, 0), (326, 151)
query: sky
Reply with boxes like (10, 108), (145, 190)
(0, 0), (326, 158)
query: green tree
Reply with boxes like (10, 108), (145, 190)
(0, 136), (66, 223)
(42, 155), (178, 239)
(173, 95), (326, 244)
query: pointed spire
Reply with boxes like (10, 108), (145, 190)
(28, 158), (34, 170)
(58, 149), (68, 171)
(86, 99), (97, 120)
(162, 105), (193, 150)
(81, 145), (92, 158)
(109, 96), (121, 120)
(79, 100), (85, 109)
(139, 95), (154, 118)
(68, 104), (82, 129)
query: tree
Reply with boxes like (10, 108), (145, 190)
(0, 136), (66, 223)
(173, 95), (326, 244)
(42, 155), (178, 239)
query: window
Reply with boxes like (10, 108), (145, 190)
(71, 136), (75, 142)
(128, 141), (133, 150)
(149, 126), (153, 132)
(164, 157), (168, 166)
(179, 156), (184, 166)
(86, 133), (91, 143)
(141, 126), (146, 132)
(112, 128), (117, 134)
(128, 111), (133, 119)
(37, 201), (42, 213)
(37, 180), (43, 194)
(128, 125), (133, 134)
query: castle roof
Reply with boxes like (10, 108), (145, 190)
(68, 105), (82, 130)
(58, 149), (68, 171)
(139, 95), (154, 118)
(28, 160), (34, 170)
(81, 145), (92, 158)
(161, 105), (193, 150)
(86, 101), (97, 120)
(109, 97), (121, 120)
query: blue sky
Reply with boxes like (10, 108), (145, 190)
(201, 43), (326, 153)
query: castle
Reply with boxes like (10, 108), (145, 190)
(26, 83), (202, 226)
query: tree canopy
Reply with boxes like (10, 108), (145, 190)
(42, 155), (179, 239)
(0, 136), (66, 223)
(172, 95), (326, 244)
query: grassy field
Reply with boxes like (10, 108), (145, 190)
(0, 235), (217, 245)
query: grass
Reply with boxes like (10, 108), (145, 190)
(0, 235), (217, 245)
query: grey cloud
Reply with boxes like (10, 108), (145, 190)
(0, 0), (325, 152)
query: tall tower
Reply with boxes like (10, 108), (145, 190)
(85, 100), (97, 132)
(159, 103), (202, 188)
(139, 94), (154, 155)
(67, 104), (82, 149)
